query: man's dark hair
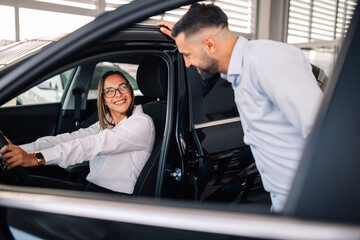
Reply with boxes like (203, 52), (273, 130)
(171, 3), (228, 38)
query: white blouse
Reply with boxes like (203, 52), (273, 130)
(21, 105), (155, 194)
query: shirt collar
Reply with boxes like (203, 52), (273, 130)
(132, 104), (143, 115)
(121, 104), (143, 121)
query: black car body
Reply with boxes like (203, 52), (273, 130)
(0, 0), (359, 239)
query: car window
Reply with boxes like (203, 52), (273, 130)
(88, 62), (142, 100)
(202, 75), (239, 121)
(1, 68), (74, 107)
(187, 68), (239, 124)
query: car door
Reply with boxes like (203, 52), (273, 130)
(0, 0), (197, 238)
(181, 67), (262, 203)
(0, 69), (74, 145)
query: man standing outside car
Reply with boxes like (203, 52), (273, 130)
(158, 3), (322, 212)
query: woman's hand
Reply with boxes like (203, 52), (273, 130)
(157, 21), (175, 39)
(4, 136), (13, 145)
(0, 145), (37, 170)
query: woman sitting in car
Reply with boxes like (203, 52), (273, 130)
(0, 71), (155, 194)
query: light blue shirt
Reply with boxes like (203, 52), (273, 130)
(221, 37), (323, 212)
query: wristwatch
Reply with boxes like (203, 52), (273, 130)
(34, 152), (46, 166)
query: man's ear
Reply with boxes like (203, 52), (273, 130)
(203, 35), (217, 55)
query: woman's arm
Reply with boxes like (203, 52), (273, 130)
(42, 116), (155, 168)
(1, 123), (102, 169)
(21, 122), (101, 153)
(1, 145), (38, 169)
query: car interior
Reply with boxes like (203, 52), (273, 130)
(0, 52), (172, 198)
(0, 39), (331, 207)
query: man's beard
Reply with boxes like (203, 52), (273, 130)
(197, 53), (219, 79)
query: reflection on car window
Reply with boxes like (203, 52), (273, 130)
(1, 68), (74, 107)
(88, 62), (142, 100)
(188, 68), (239, 124)
(202, 74), (239, 121)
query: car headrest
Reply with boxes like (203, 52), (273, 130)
(137, 56), (168, 99)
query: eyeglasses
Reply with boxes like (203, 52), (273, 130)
(103, 83), (130, 98)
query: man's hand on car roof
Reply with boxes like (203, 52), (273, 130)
(157, 21), (175, 39)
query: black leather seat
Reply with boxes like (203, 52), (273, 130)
(133, 55), (168, 197)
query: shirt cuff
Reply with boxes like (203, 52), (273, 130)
(40, 147), (61, 167)
(20, 143), (35, 154)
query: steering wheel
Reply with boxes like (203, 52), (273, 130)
(0, 130), (32, 185)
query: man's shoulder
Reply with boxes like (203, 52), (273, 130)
(248, 39), (298, 56)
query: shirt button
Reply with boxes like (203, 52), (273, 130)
(246, 128), (250, 132)
(260, 169), (265, 173)
(272, 193), (276, 199)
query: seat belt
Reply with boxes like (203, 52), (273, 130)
(72, 88), (83, 128)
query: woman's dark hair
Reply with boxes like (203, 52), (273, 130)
(172, 3), (228, 38)
(97, 71), (135, 130)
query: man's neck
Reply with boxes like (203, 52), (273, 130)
(218, 33), (238, 75)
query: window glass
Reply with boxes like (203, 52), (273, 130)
(2, 68), (74, 107)
(108, 0), (255, 38)
(301, 46), (338, 76)
(35, 0), (96, 10)
(88, 62), (141, 100)
(287, 0), (357, 44)
(188, 68), (239, 125)
(0, 6), (15, 45)
(202, 76), (239, 122)
(19, 8), (93, 40)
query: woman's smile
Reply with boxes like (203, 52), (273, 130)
(113, 98), (126, 105)
(103, 74), (132, 123)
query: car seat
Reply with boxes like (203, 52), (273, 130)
(311, 64), (328, 91)
(133, 55), (168, 197)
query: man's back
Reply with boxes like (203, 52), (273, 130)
(223, 36), (323, 211)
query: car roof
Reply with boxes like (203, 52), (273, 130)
(0, 24), (174, 72)
(103, 24), (175, 43)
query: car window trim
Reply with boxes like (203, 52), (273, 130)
(193, 117), (241, 130)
